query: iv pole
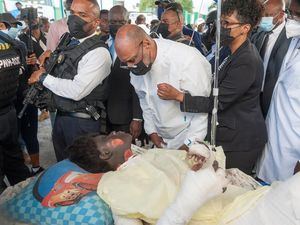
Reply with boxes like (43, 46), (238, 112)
(210, 0), (222, 148)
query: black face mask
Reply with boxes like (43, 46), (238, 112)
(156, 23), (171, 38)
(67, 15), (89, 39)
(130, 60), (152, 76)
(220, 27), (235, 46)
(109, 24), (122, 39)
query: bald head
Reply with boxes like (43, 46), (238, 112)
(114, 24), (157, 69)
(115, 24), (148, 59)
(264, 0), (286, 13)
(109, 5), (129, 21)
(263, 0), (286, 27)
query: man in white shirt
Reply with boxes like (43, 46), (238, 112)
(114, 24), (211, 150)
(257, 0), (300, 183)
(28, 0), (112, 161)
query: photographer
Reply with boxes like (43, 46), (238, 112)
(17, 8), (47, 175)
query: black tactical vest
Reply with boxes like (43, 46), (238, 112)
(49, 35), (109, 113)
(0, 33), (23, 110)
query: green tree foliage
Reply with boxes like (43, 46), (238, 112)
(139, 0), (193, 13)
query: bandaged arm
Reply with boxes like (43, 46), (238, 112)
(157, 166), (228, 225)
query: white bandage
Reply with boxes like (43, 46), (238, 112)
(188, 143), (211, 159)
(157, 167), (228, 225)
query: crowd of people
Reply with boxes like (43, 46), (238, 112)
(0, 0), (299, 201)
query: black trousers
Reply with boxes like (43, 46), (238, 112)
(107, 122), (130, 133)
(52, 115), (101, 162)
(225, 146), (264, 175)
(16, 103), (39, 155)
(0, 107), (31, 192)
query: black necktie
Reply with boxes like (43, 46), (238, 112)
(260, 32), (271, 59)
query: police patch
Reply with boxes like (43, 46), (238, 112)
(0, 55), (20, 69)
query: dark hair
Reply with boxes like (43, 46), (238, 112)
(64, 0), (73, 10)
(165, 2), (183, 12)
(136, 14), (146, 24)
(222, 0), (263, 29)
(66, 134), (113, 173)
(206, 10), (217, 24)
(39, 17), (49, 26)
(100, 9), (109, 16)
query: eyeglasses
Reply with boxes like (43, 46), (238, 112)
(120, 42), (143, 70)
(120, 61), (137, 70)
(220, 20), (244, 28)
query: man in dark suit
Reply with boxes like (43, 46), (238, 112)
(106, 6), (143, 140)
(251, 0), (291, 118)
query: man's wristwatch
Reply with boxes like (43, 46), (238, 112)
(38, 72), (48, 84)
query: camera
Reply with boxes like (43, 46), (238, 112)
(20, 7), (38, 21)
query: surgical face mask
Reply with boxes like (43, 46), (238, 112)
(155, 23), (171, 38)
(109, 24), (122, 39)
(8, 27), (19, 39)
(130, 60), (152, 76)
(67, 15), (89, 39)
(220, 27), (235, 46)
(259, 17), (275, 32)
(286, 18), (300, 38)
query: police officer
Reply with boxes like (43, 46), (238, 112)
(29, 0), (112, 162)
(0, 26), (31, 193)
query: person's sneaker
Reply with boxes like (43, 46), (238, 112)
(38, 110), (49, 122)
(31, 167), (45, 176)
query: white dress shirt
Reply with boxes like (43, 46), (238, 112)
(261, 21), (285, 90)
(130, 38), (212, 149)
(107, 35), (117, 64)
(43, 33), (112, 101)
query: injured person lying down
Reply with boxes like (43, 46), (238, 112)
(0, 132), (299, 225)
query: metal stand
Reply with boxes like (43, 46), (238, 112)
(210, 0), (222, 149)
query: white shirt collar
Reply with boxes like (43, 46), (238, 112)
(78, 31), (97, 43)
(272, 21), (286, 36)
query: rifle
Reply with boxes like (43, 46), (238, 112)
(18, 32), (71, 118)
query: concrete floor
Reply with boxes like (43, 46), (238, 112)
(38, 117), (57, 169)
